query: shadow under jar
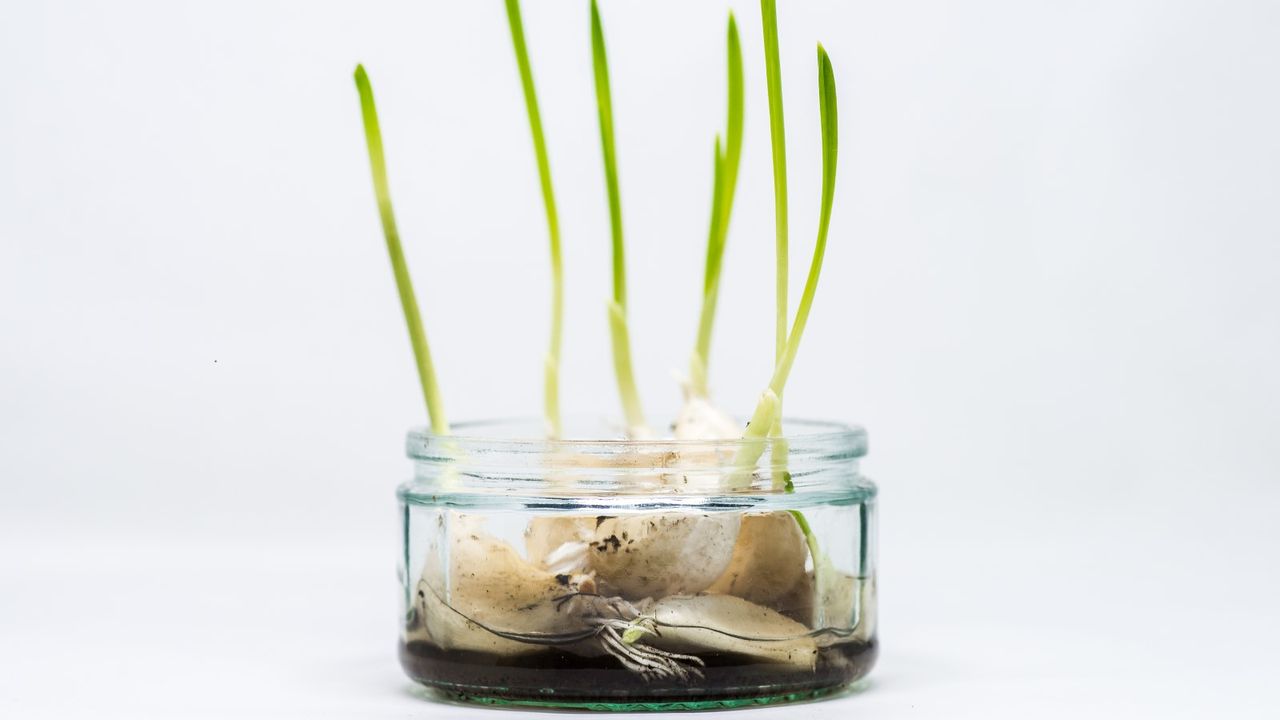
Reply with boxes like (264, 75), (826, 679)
(397, 418), (878, 711)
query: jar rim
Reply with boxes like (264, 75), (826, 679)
(402, 417), (870, 501)
(406, 416), (866, 457)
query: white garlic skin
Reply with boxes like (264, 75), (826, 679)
(707, 511), (808, 605)
(524, 515), (594, 573)
(414, 513), (592, 654)
(589, 512), (740, 599)
(671, 395), (742, 440)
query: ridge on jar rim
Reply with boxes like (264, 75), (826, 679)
(402, 417), (870, 502)
(407, 416), (865, 457)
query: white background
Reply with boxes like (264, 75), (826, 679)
(2, 0), (1278, 717)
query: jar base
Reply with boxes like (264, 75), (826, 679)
(401, 638), (876, 710)
(437, 686), (842, 711)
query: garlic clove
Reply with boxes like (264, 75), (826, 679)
(707, 511), (808, 605)
(417, 512), (595, 654)
(589, 513), (740, 599)
(525, 515), (595, 571)
(647, 594), (818, 669)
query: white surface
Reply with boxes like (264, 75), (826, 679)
(2, 0), (1279, 717)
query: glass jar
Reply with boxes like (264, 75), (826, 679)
(397, 418), (878, 710)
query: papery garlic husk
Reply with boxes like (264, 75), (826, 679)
(772, 570), (815, 627)
(773, 568), (877, 646)
(410, 512), (605, 655)
(853, 574), (876, 642)
(525, 515), (595, 574)
(707, 511), (808, 605)
(672, 394), (742, 441)
(817, 570), (857, 631)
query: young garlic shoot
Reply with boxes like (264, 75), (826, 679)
(354, 65), (449, 436)
(688, 142), (723, 400)
(504, 0), (565, 438)
(732, 46), (839, 482)
(591, 0), (647, 436)
(760, 0), (792, 482)
(689, 13), (744, 399)
(761, 0), (788, 374)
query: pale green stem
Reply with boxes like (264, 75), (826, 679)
(353, 65), (448, 436)
(609, 302), (645, 433)
(504, 0), (564, 438)
(761, 0), (791, 483)
(787, 509), (822, 573)
(591, 0), (645, 433)
(729, 389), (779, 471)
(691, 142), (725, 396)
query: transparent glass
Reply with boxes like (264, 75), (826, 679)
(397, 418), (877, 710)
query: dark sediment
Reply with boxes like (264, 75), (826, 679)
(400, 637), (876, 705)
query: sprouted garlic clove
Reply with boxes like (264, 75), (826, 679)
(646, 594), (818, 669)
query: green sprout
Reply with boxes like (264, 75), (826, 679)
(690, 13), (744, 398)
(761, 0), (789, 372)
(356, 6), (848, 483)
(732, 44), (839, 478)
(353, 65), (449, 436)
(760, 0), (793, 483)
(591, 0), (646, 434)
(504, 0), (565, 438)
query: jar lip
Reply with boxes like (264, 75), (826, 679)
(405, 416), (867, 458)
